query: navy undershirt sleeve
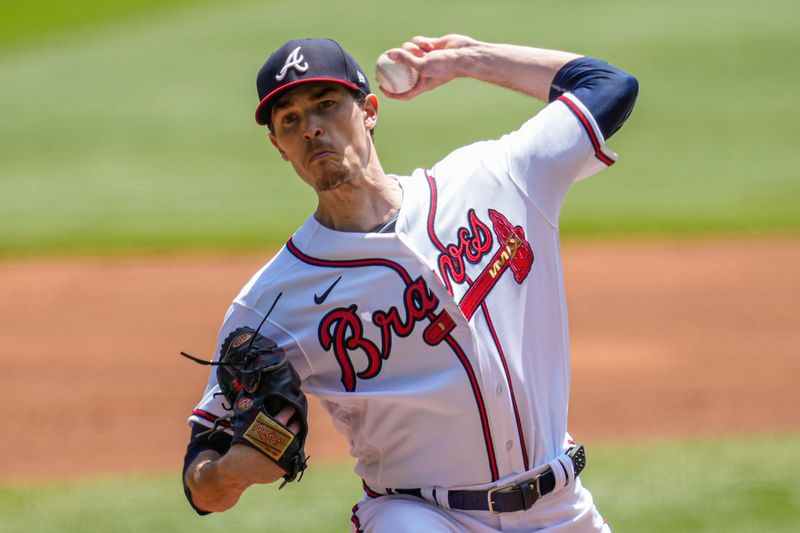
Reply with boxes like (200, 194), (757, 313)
(182, 422), (233, 515)
(549, 57), (639, 140)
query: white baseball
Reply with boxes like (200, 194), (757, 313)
(375, 52), (419, 94)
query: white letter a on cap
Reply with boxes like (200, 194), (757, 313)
(276, 46), (309, 81)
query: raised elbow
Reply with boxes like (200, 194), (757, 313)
(550, 57), (639, 139)
(609, 72), (639, 137)
(618, 73), (639, 111)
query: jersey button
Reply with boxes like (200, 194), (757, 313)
(496, 385), (503, 395)
(505, 440), (513, 450)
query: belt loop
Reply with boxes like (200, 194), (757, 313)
(433, 486), (450, 509)
(369, 444), (587, 515)
(556, 454), (575, 486)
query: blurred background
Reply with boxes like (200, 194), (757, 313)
(1, 0), (798, 531)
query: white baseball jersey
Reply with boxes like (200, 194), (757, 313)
(190, 93), (617, 530)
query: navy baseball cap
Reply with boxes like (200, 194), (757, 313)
(254, 38), (371, 126)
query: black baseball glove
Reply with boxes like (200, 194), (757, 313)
(215, 326), (309, 484)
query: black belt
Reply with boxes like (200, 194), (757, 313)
(393, 445), (586, 515)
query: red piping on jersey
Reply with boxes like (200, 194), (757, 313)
(191, 409), (231, 428)
(424, 169), (530, 472)
(479, 300), (530, 470)
(285, 238), (499, 481)
(287, 239), (413, 283)
(425, 169), (453, 296)
(351, 503), (364, 532)
(362, 479), (383, 498)
(557, 95), (615, 166)
(443, 333), (498, 479)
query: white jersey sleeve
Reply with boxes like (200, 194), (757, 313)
(506, 93), (618, 222)
(476, 93), (618, 225)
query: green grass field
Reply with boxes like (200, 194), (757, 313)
(1, 3), (798, 530)
(0, 0), (218, 53)
(2, 434), (798, 532)
(1, 0), (798, 255)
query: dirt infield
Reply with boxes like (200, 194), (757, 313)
(1, 239), (798, 482)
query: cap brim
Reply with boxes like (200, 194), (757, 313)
(254, 78), (362, 126)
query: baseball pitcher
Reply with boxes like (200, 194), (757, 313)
(181, 34), (638, 532)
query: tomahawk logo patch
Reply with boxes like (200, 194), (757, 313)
(276, 46), (309, 81)
(437, 208), (533, 319)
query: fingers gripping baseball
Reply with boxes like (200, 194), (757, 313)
(378, 34), (479, 100)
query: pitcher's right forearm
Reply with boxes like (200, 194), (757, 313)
(453, 41), (581, 102)
(184, 450), (250, 513)
(184, 445), (286, 513)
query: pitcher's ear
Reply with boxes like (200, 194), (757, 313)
(364, 94), (379, 130)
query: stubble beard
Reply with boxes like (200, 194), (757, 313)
(312, 160), (352, 192)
